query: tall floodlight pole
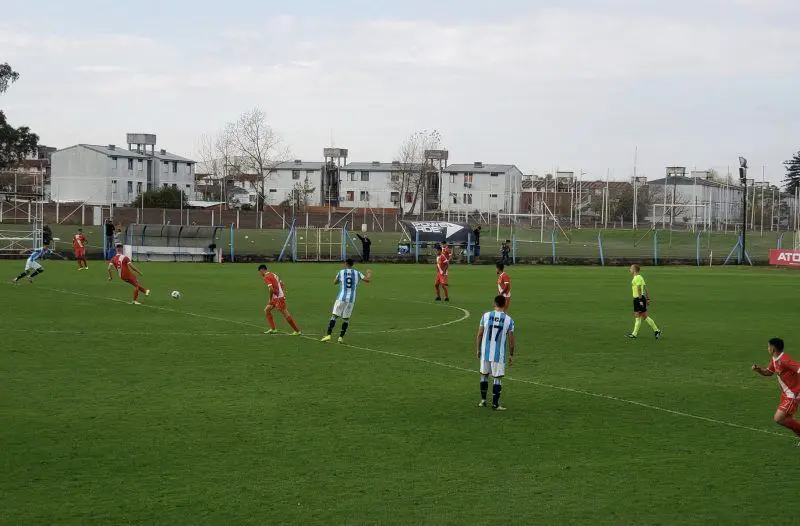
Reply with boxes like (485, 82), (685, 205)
(739, 156), (748, 264)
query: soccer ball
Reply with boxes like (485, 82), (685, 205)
(171, 291), (181, 299)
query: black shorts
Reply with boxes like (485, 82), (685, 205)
(633, 297), (648, 313)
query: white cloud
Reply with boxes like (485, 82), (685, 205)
(73, 65), (129, 73)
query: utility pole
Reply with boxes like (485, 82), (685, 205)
(739, 156), (748, 264)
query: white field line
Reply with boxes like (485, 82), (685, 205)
(6, 283), (790, 441)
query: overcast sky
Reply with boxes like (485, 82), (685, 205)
(2, 0), (799, 182)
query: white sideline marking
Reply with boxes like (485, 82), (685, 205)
(6, 328), (266, 339)
(8, 283), (789, 440)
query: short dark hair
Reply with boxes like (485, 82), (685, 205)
(258, 264), (268, 271)
(345, 258), (354, 267)
(494, 295), (506, 308)
(505, 239), (511, 243)
(115, 243), (123, 248)
(435, 245), (442, 251)
(769, 338), (785, 352)
(496, 262), (505, 271)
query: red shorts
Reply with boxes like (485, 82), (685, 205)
(435, 274), (449, 286)
(778, 394), (799, 416)
(268, 297), (287, 311)
(123, 276), (139, 288)
(75, 248), (85, 258)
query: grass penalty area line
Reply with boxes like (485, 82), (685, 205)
(15, 283), (790, 441)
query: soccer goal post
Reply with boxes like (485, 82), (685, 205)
(496, 203), (570, 244)
(651, 203), (709, 231)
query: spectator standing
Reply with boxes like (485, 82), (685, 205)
(472, 225), (481, 257)
(356, 233), (372, 262)
(104, 219), (115, 258)
(500, 239), (511, 265)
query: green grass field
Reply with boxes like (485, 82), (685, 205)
(1, 261), (798, 524)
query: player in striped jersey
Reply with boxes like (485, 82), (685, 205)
(321, 258), (372, 343)
(476, 295), (516, 411)
(13, 244), (53, 283)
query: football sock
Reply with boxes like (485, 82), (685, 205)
(133, 288), (139, 301)
(340, 320), (349, 337)
(492, 381), (502, 408)
(286, 316), (300, 332)
(480, 377), (489, 400)
(443, 287), (449, 299)
(645, 317), (660, 332)
(138, 285), (147, 293)
(327, 317), (337, 335)
(434, 284), (440, 298)
(15, 270), (29, 280)
(780, 417), (800, 437)
(266, 311), (276, 330)
(29, 268), (43, 278)
(632, 318), (642, 336)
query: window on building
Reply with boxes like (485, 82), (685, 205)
(127, 181), (133, 194)
(390, 191), (400, 203)
(405, 192), (413, 203)
(111, 157), (118, 169)
(390, 172), (399, 183)
(464, 173), (473, 186)
(348, 171), (357, 182)
(292, 170), (301, 180)
(452, 193), (458, 204)
(136, 182), (143, 194)
(490, 172), (500, 177)
(172, 183), (178, 189)
(490, 193), (498, 198)
(111, 180), (118, 193)
(138, 159), (143, 170)
(172, 162), (178, 173)
(127, 158), (134, 170)
(359, 190), (369, 201)
(186, 184), (191, 190)
(306, 170), (315, 178)
(360, 171), (369, 182)
(346, 190), (355, 201)
(463, 193), (473, 205)
(449, 174), (456, 184)
(163, 183), (168, 189)
(269, 189), (277, 193)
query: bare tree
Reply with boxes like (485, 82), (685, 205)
(227, 108), (289, 210)
(389, 130), (443, 217)
(197, 130), (240, 204)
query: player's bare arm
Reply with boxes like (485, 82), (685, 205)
(476, 327), (485, 359)
(107, 262), (115, 280)
(129, 263), (143, 276)
(363, 269), (372, 283)
(508, 332), (516, 366)
(751, 364), (774, 376)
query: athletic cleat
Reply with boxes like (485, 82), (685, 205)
(478, 400), (487, 407)
(145, 290), (151, 297)
(320, 335), (332, 342)
(264, 329), (278, 335)
(444, 297), (450, 302)
(626, 334), (637, 339)
(12, 278), (19, 283)
(290, 331), (302, 336)
(132, 300), (142, 305)
(654, 330), (662, 340)
(492, 405), (507, 412)
(337, 336), (344, 344)
(435, 297), (442, 302)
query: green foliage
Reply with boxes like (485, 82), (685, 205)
(611, 184), (650, 222)
(131, 186), (188, 209)
(783, 150), (800, 194)
(0, 63), (39, 171)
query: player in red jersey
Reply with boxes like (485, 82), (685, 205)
(434, 245), (450, 302)
(107, 244), (150, 304)
(73, 228), (88, 270)
(752, 337), (800, 439)
(496, 262), (511, 312)
(441, 241), (453, 262)
(258, 264), (301, 335)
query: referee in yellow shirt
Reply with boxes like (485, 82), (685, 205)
(627, 264), (662, 340)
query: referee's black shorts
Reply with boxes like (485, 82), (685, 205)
(632, 296), (648, 313)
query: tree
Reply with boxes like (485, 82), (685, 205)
(132, 186), (188, 209)
(612, 184), (651, 222)
(389, 130), (443, 217)
(281, 178), (316, 211)
(227, 108), (289, 210)
(197, 130), (241, 205)
(0, 63), (39, 171)
(783, 150), (800, 195)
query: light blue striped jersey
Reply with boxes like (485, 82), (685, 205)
(479, 310), (515, 363)
(336, 268), (365, 303)
(27, 248), (52, 263)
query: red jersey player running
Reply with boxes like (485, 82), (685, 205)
(752, 337), (800, 440)
(73, 228), (88, 270)
(107, 244), (150, 304)
(441, 241), (453, 263)
(434, 245), (450, 302)
(496, 262), (511, 312)
(258, 264), (301, 335)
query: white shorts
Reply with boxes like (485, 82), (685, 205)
(480, 360), (505, 378)
(25, 260), (42, 272)
(332, 300), (355, 319)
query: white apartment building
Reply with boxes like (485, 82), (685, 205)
(338, 161), (406, 211)
(440, 162), (523, 214)
(51, 138), (195, 205)
(647, 173), (744, 225)
(264, 160), (326, 206)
